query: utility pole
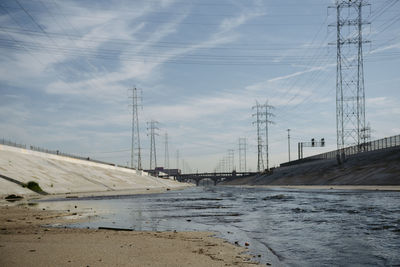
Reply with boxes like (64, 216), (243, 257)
(287, 129), (291, 162)
(129, 87), (142, 170)
(238, 138), (247, 172)
(147, 120), (159, 169)
(329, 0), (369, 153)
(164, 132), (169, 168)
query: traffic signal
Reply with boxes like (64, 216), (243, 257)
(321, 138), (325, 147)
(311, 138), (315, 147)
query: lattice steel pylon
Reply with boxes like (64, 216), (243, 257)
(129, 87), (142, 170)
(164, 132), (169, 169)
(252, 101), (274, 172)
(263, 101), (274, 170)
(331, 0), (370, 151)
(252, 101), (265, 172)
(238, 138), (247, 172)
(147, 120), (159, 169)
(227, 149), (235, 172)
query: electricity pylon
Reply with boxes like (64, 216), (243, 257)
(263, 101), (275, 170)
(147, 120), (159, 169)
(129, 87), (142, 170)
(330, 0), (370, 151)
(164, 132), (169, 169)
(238, 138), (247, 172)
(252, 101), (274, 172)
(227, 149), (234, 172)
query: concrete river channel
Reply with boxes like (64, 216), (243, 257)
(38, 186), (400, 266)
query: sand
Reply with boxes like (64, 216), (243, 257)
(0, 203), (265, 267)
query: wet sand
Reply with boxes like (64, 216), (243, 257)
(0, 203), (264, 267)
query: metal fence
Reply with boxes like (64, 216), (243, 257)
(280, 135), (400, 167)
(1, 138), (124, 168)
(309, 134), (400, 160)
(0, 138), (26, 149)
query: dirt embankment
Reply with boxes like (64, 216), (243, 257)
(222, 147), (400, 186)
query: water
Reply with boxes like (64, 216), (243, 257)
(40, 186), (400, 266)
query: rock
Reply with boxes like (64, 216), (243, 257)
(245, 242), (250, 246)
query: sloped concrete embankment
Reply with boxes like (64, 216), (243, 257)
(222, 146), (400, 186)
(0, 144), (189, 196)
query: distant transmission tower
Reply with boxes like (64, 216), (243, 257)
(176, 149), (179, 170)
(263, 101), (274, 170)
(164, 132), (169, 168)
(238, 138), (247, 172)
(252, 101), (274, 171)
(147, 120), (159, 169)
(227, 149), (234, 172)
(330, 0), (370, 151)
(252, 101), (265, 172)
(129, 87), (142, 170)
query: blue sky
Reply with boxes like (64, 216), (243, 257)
(0, 0), (399, 172)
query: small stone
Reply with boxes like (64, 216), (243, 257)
(245, 242), (250, 246)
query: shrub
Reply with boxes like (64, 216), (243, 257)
(24, 181), (47, 195)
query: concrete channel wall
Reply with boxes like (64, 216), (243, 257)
(0, 144), (189, 196)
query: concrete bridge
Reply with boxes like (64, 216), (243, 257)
(175, 171), (257, 186)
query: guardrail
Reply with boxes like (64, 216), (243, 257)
(281, 134), (400, 167)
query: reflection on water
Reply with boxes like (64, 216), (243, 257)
(40, 187), (400, 266)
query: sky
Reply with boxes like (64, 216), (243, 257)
(0, 0), (399, 172)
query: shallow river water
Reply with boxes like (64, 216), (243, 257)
(41, 186), (400, 266)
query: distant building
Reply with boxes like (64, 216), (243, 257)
(145, 167), (181, 178)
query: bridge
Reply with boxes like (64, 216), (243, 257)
(174, 171), (258, 186)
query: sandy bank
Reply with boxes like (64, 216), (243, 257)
(0, 203), (264, 267)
